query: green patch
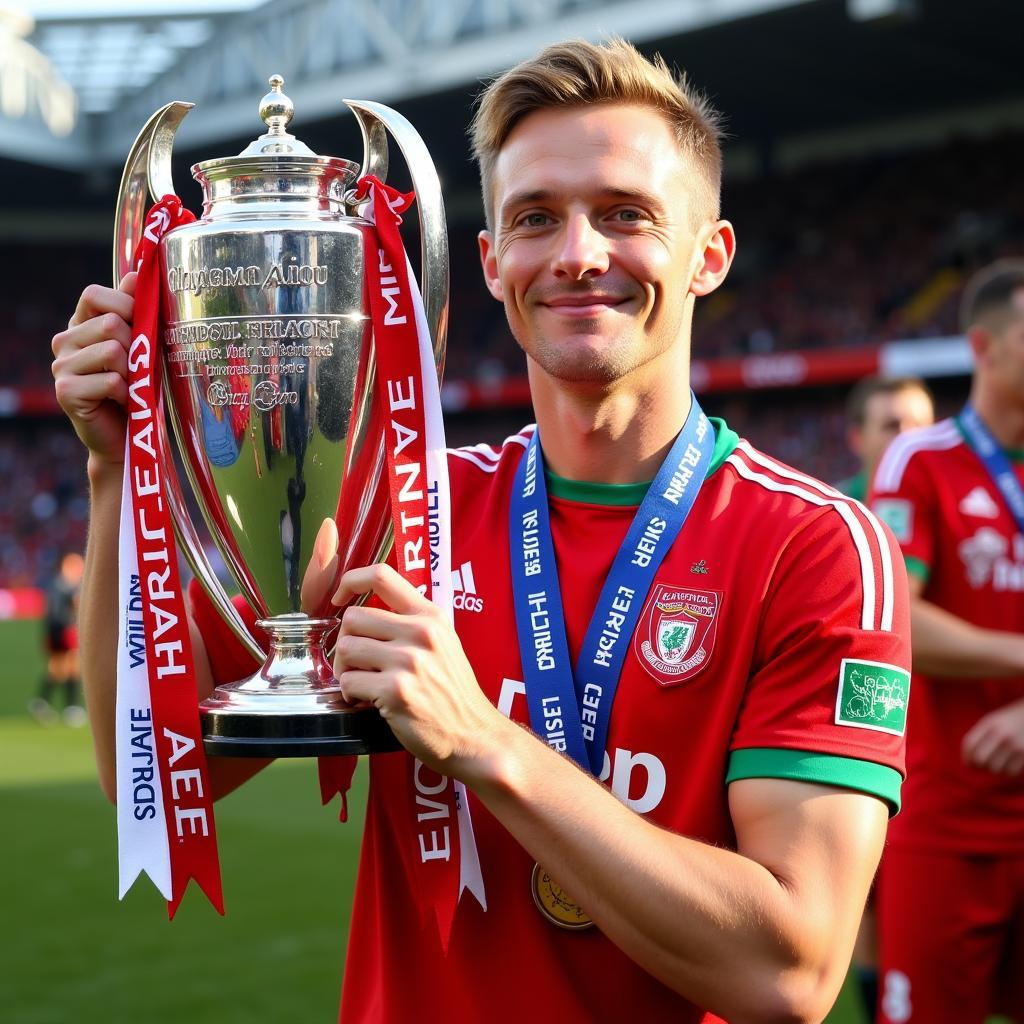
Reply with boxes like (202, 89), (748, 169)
(835, 659), (910, 736)
(872, 498), (913, 543)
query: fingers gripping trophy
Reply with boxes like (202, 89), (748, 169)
(115, 76), (449, 760)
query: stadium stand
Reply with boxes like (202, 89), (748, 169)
(4, 127), (1020, 586)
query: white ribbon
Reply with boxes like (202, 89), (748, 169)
(116, 443), (171, 900)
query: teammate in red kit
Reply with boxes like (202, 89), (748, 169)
(55, 39), (910, 1023)
(837, 376), (935, 504)
(870, 259), (1024, 1024)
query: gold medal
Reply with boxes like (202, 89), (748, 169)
(531, 862), (594, 930)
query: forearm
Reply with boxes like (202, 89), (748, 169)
(467, 723), (860, 1024)
(911, 597), (1024, 678)
(80, 456), (125, 800)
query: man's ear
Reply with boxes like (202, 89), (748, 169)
(478, 230), (504, 302)
(967, 325), (991, 367)
(690, 220), (736, 298)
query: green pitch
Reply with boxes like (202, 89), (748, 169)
(0, 619), (874, 1023)
(2, 619), (363, 1023)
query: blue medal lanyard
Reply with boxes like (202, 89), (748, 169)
(959, 404), (1024, 535)
(509, 395), (716, 775)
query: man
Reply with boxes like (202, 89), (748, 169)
(29, 550), (85, 726)
(54, 39), (909, 1023)
(870, 260), (1024, 1024)
(837, 376), (935, 502)
(835, 375), (933, 1021)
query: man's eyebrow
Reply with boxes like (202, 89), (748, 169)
(499, 186), (666, 220)
(499, 189), (554, 217)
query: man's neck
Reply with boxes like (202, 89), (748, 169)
(967, 388), (1024, 452)
(528, 354), (692, 485)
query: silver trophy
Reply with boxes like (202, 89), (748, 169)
(113, 76), (447, 757)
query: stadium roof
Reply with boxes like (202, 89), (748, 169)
(21, 1), (265, 116)
(4, 0), (861, 168)
(3, 0), (1024, 229)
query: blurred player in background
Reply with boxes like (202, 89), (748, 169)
(870, 259), (1024, 1024)
(837, 376), (935, 502)
(836, 374), (934, 1022)
(29, 550), (85, 726)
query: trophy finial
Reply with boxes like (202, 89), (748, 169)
(237, 73), (316, 156)
(259, 74), (293, 136)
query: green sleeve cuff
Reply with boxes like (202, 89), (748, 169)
(903, 555), (930, 582)
(726, 748), (902, 815)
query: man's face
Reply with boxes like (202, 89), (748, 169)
(478, 103), (728, 387)
(853, 387), (935, 475)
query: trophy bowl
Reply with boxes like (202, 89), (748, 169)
(114, 76), (447, 757)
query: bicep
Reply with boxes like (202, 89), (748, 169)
(729, 777), (887, 946)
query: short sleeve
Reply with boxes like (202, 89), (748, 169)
(869, 446), (936, 584)
(727, 505), (911, 813)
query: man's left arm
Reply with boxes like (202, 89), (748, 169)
(333, 564), (889, 1024)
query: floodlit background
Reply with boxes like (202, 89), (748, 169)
(2, 0), (1022, 1020)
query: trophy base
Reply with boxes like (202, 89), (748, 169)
(199, 613), (403, 758)
(201, 705), (402, 758)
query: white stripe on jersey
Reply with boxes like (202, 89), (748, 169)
(873, 420), (961, 494)
(448, 448), (503, 473)
(726, 449), (890, 632)
(447, 427), (534, 474)
(737, 441), (896, 632)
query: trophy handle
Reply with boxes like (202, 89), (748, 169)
(113, 102), (266, 664)
(344, 99), (449, 372)
(112, 101), (193, 283)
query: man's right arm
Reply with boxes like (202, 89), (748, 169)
(869, 438), (1024, 681)
(908, 573), (1024, 678)
(53, 277), (268, 801)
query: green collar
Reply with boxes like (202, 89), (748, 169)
(546, 416), (739, 506)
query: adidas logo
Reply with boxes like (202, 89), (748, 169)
(452, 561), (484, 613)
(960, 486), (1000, 520)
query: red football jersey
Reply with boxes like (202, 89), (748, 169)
(871, 417), (1024, 854)
(194, 418), (909, 1023)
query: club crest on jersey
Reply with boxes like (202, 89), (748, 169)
(633, 584), (721, 687)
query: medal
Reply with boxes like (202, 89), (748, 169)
(511, 396), (715, 931)
(510, 395), (716, 774)
(531, 862), (594, 930)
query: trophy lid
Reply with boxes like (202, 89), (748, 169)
(237, 75), (317, 158)
(190, 74), (359, 219)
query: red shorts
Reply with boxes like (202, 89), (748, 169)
(876, 845), (1024, 1024)
(45, 623), (78, 654)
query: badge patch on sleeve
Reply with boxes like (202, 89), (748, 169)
(835, 659), (910, 735)
(872, 499), (912, 544)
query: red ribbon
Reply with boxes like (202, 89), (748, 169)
(129, 196), (223, 917)
(355, 175), (462, 946)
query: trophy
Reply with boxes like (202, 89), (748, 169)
(112, 76), (447, 758)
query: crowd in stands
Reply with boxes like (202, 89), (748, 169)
(0, 424), (87, 589)
(1, 128), (1017, 587)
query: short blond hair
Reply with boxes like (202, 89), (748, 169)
(470, 37), (723, 230)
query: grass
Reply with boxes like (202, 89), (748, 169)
(0, 619), (876, 1023)
(2, 620), (365, 1024)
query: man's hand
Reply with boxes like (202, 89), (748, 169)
(962, 698), (1024, 775)
(51, 274), (137, 466)
(331, 564), (511, 775)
